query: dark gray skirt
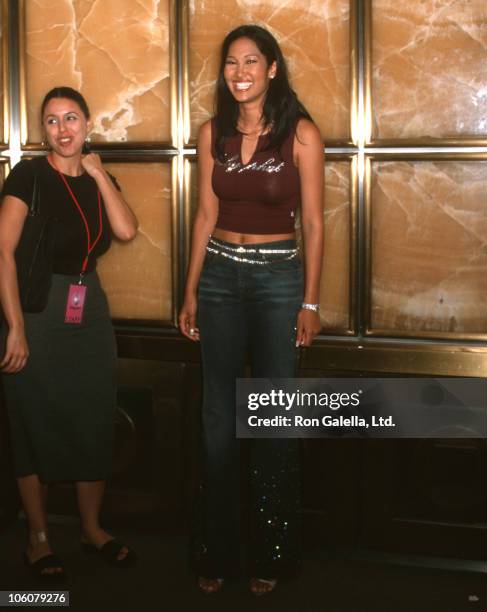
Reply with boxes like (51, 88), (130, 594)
(1, 272), (116, 483)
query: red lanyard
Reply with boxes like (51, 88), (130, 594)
(49, 156), (103, 278)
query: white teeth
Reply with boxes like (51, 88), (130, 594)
(235, 82), (252, 91)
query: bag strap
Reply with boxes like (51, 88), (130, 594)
(28, 157), (43, 217)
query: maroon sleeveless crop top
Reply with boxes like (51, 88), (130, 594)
(211, 119), (301, 234)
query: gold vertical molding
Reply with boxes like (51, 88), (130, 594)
(180, 0), (190, 146)
(170, 0), (179, 149)
(182, 156), (194, 268)
(363, 0), (373, 146)
(363, 155), (373, 335)
(1, 0), (9, 145)
(17, 0), (27, 147)
(171, 154), (180, 325)
(348, 154), (358, 335)
(170, 0), (185, 323)
(349, 0), (359, 147)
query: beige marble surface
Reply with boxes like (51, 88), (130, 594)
(25, 0), (171, 144)
(189, 0), (350, 142)
(372, 0), (487, 139)
(371, 161), (487, 333)
(320, 161), (351, 331)
(189, 158), (351, 333)
(97, 162), (172, 321)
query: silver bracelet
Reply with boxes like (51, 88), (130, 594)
(301, 302), (319, 312)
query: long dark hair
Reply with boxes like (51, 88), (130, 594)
(215, 25), (312, 161)
(41, 86), (91, 120)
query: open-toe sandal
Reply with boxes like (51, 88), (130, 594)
(250, 578), (277, 596)
(24, 552), (67, 584)
(82, 539), (137, 567)
(198, 577), (224, 595)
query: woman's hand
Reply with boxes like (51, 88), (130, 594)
(80, 152), (104, 177)
(0, 327), (29, 373)
(295, 309), (321, 347)
(178, 294), (200, 341)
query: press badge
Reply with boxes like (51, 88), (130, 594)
(65, 284), (87, 324)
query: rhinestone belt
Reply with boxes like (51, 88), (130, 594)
(207, 238), (298, 265)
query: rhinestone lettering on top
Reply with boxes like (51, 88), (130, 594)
(217, 155), (285, 174)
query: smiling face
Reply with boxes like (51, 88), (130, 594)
(223, 37), (276, 107)
(42, 97), (90, 158)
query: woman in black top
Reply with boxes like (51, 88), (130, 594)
(0, 87), (138, 580)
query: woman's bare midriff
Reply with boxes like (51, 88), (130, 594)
(212, 228), (295, 244)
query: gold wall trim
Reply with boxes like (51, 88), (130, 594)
(349, 154), (358, 334)
(302, 339), (487, 377)
(368, 138), (487, 148)
(350, 0), (361, 147)
(170, 0), (179, 150)
(364, 155), (373, 338)
(182, 155), (195, 269)
(1, 0), (9, 146)
(367, 152), (487, 162)
(181, 0), (190, 146)
(17, 0), (27, 147)
(115, 332), (487, 378)
(363, 0), (373, 147)
(171, 154), (180, 325)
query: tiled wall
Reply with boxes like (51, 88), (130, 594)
(1, 0), (485, 339)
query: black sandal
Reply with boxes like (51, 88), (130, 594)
(82, 539), (137, 567)
(24, 552), (68, 584)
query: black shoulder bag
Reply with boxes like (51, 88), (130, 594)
(14, 160), (57, 313)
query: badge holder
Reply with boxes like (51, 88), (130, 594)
(65, 277), (87, 324)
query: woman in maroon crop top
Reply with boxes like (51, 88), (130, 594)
(179, 25), (324, 595)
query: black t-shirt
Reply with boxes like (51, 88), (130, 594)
(1, 156), (120, 275)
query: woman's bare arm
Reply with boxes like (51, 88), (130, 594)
(294, 118), (324, 347)
(0, 195), (30, 372)
(178, 120), (219, 340)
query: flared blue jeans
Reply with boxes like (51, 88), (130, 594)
(195, 238), (303, 579)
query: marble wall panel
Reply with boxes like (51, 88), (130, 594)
(371, 161), (487, 334)
(188, 159), (351, 332)
(97, 162), (172, 321)
(320, 161), (350, 331)
(25, 0), (171, 144)
(189, 0), (350, 142)
(372, 1), (487, 139)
